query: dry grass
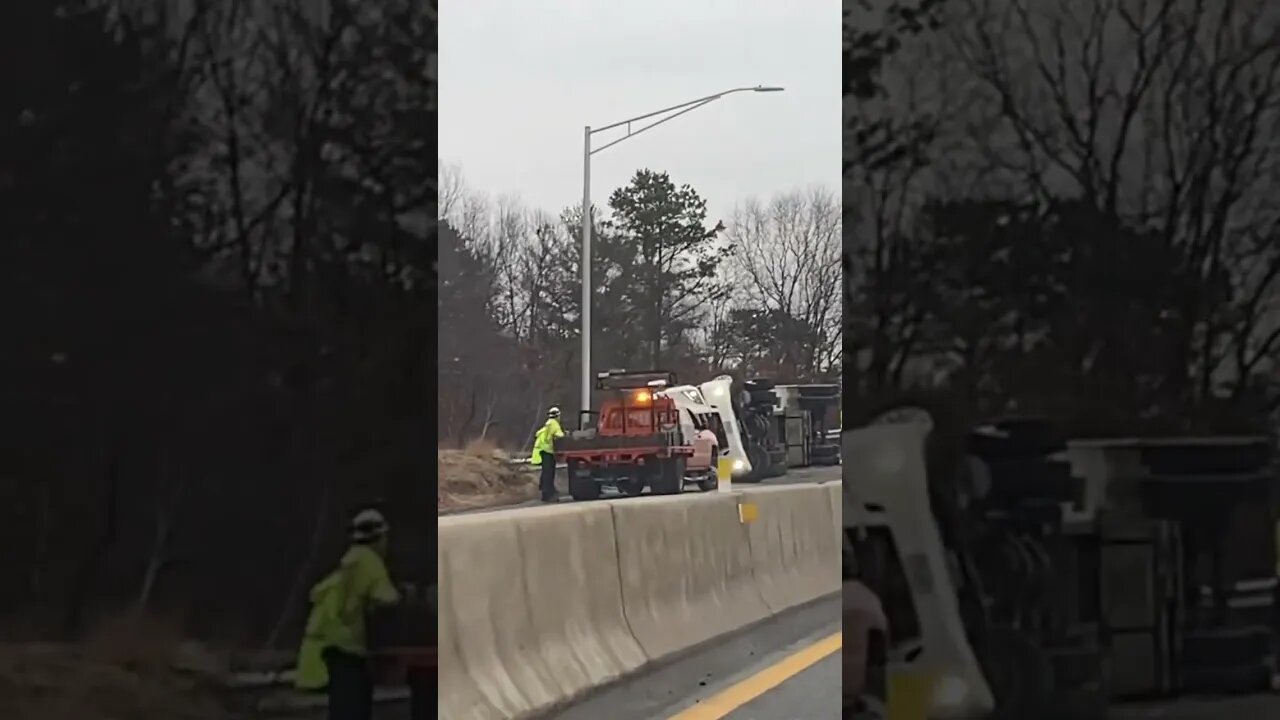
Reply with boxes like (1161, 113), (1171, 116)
(0, 615), (230, 720)
(438, 443), (539, 512)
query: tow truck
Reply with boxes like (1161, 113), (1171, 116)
(558, 369), (719, 501)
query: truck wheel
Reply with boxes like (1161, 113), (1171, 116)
(652, 457), (685, 495)
(980, 627), (1053, 720)
(567, 460), (601, 501)
(740, 446), (769, 483)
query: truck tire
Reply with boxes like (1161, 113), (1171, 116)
(739, 445), (769, 483)
(567, 460), (601, 501)
(697, 450), (719, 491)
(651, 457), (685, 495)
(980, 627), (1053, 720)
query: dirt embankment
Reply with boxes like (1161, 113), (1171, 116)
(438, 442), (538, 512)
(0, 617), (231, 720)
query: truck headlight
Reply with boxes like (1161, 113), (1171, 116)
(732, 459), (745, 471)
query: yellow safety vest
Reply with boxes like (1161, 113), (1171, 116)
(295, 545), (400, 690)
(531, 417), (564, 464)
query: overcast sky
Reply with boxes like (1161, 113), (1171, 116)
(439, 1), (841, 227)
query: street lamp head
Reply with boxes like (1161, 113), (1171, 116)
(753, 85), (785, 92)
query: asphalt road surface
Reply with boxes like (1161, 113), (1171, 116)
(358, 615), (1280, 720)
(551, 594), (842, 720)
(446, 463), (841, 516)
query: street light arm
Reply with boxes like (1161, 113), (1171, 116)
(590, 96), (720, 156)
(592, 87), (760, 134)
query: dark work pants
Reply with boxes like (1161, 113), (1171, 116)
(539, 451), (557, 500)
(324, 647), (373, 720)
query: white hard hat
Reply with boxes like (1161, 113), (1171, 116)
(547, 406), (561, 417)
(350, 508), (389, 542)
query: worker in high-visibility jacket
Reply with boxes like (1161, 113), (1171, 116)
(531, 406), (565, 502)
(295, 507), (401, 720)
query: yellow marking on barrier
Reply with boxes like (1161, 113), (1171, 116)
(737, 502), (758, 524)
(665, 632), (841, 719)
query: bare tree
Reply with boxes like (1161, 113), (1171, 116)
(726, 186), (842, 377)
(949, 0), (1280, 412)
(438, 160), (467, 218)
(844, 2), (960, 394)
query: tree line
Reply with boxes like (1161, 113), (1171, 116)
(1, 0), (431, 647)
(845, 0), (1280, 435)
(438, 164), (841, 448)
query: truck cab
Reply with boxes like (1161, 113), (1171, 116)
(696, 375), (787, 480)
(844, 419), (996, 719)
(653, 385), (723, 476)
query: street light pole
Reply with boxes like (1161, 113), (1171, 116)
(581, 125), (592, 418)
(578, 85), (783, 414)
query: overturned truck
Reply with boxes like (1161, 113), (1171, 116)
(673, 374), (788, 482)
(843, 401), (1279, 719)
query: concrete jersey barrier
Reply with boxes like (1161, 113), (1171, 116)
(438, 483), (841, 719)
(609, 492), (771, 661)
(438, 503), (646, 720)
(437, 511), (524, 719)
(737, 484), (841, 613)
(517, 503), (647, 703)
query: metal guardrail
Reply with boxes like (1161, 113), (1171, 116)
(506, 458), (568, 469)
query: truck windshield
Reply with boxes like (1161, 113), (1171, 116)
(604, 408), (655, 430)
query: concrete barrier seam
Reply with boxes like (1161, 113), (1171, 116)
(607, 500), (645, 659)
(512, 518), (550, 713)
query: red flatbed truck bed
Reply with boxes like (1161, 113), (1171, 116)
(558, 433), (696, 464)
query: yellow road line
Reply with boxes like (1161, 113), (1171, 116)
(666, 631), (842, 719)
